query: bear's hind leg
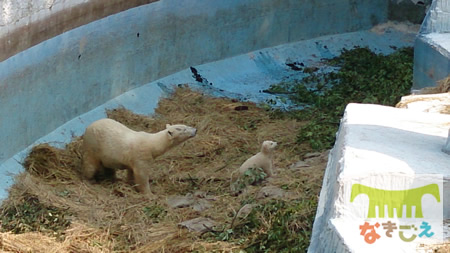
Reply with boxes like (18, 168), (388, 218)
(95, 167), (117, 182)
(127, 169), (134, 185)
(82, 152), (102, 181)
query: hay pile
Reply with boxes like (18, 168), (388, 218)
(396, 75), (450, 115)
(0, 87), (326, 252)
(417, 74), (450, 94)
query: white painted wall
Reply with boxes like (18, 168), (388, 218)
(0, 0), (86, 37)
(420, 0), (450, 33)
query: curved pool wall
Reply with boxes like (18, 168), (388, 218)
(0, 0), (158, 62)
(0, 0), (388, 165)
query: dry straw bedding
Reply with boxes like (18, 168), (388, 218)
(0, 87), (326, 252)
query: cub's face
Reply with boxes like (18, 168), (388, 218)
(166, 124), (197, 144)
(261, 140), (277, 153)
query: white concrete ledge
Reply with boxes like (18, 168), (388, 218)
(444, 129), (450, 154)
(309, 103), (450, 253)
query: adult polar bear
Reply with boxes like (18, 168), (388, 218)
(82, 118), (197, 197)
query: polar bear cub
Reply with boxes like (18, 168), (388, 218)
(238, 140), (277, 177)
(81, 118), (197, 196)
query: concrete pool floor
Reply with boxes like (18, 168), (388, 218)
(0, 22), (419, 202)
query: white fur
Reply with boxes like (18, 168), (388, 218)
(81, 118), (197, 196)
(238, 141), (277, 177)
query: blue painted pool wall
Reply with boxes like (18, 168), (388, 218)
(0, 0), (388, 163)
(413, 35), (450, 90)
(413, 0), (450, 90)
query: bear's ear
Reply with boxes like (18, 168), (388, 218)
(166, 124), (171, 129)
(167, 130), (174, 139)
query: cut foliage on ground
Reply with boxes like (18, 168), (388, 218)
(0, 87), (327, 252)
(266, 46), (414, 150)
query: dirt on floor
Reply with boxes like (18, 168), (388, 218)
(0, 86), (327, 252)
